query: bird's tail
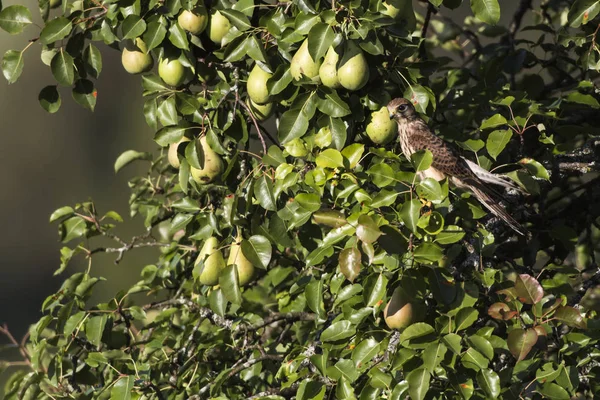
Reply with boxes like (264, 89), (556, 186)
(467, 185), (528, 236)
(463, 159), (525, 193)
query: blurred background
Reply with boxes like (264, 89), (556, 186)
(0, 0), (159, 372)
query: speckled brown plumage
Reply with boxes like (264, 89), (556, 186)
(387, 98), (526, 236)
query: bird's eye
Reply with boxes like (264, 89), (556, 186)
(398, 104), (408, 112)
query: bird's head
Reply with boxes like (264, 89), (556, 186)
(387, 98), (416, 121)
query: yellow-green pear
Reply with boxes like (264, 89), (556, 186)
(366, 107), (396, 145)
(290, 39), (322, 82)
(227, 235), (255, 286)
(337, 42), (369, 91)
(190, 136), (224, 184)
(384, 287), (417, 329)
(247, 64), (272, 105)
(194, 237), (226, 285)
(121, 38), (153, 74)
(247, 99), (273, 121)
(168, 137), (191, 169)
(209, 10), (232, 45)
(158, 58), (186, 87)
(319, 46), (341, 89)
(178, 6), (209, 35)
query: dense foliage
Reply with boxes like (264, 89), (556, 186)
(2, 0), (600, 398)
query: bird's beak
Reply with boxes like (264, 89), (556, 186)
(387, 105), (395, 119)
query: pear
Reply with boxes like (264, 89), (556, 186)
(227, 234), (255, 286)
(337, 42), (369, 91)
(247, 99), (273, 121)
(121, 38), (153, 74)
(290, 39), (322, 82)
(384, 287), (417, 329)
(190, 136), (224, 184)
(319, 46), (341, 89)
(366, 107), (396, 145)
(178, 6), (209, 34)
(158, 58), (186, 87)
(194, 237), (226, 286)
(167, 137), (191, 169)
(247, 64), (272, 105)
(209, 10), (232, 45)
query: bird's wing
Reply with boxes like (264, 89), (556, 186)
(406, 119), (474, 179)
(462, 158), (525, 193)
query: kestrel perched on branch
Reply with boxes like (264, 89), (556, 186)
(387, 98), (527, 236)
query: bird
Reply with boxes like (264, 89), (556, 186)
(387, 97), (527, 236)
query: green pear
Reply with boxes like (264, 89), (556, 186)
(190, 136), (224, 184)
(366, 106), (396, 145)
(158, 58), (186, 87)
(194, 237), (226, 286)
(209, 10), (232, 45)
(290, 39), (321, 82)
(384, 287), (419, 329)
(319, 46), (341, 89)
(178, 6), (209, 35)
(247, 99), (273, 121)
(227, 235), (255, 286)
(247, 64), (272, 105)
(168, 137), (191, 169)
(337, 42), (369, 91)
(121, 38), (153, 74)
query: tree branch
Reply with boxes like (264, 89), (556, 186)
(508, 0), (532, 39)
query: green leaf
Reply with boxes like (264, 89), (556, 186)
(400, 199), (421, 233)
(411, 150), (433, 171)
(519, 158), (550, 180)
(114, 150), (152, 173)
(356, 215), (381, 244)
(51, 49), (74, 86)
(0, 5), (32, 34)
(110, 376), (134, 400)
(2, 49), (24, 83)
(255, 175), (277, 211)
(455, 307), (478, 331)
(168, 22), (189, 50)
(279, 109), (309, 144)
(72, 79), (97, 111)
(122, 14), (147, 40)
(40, 17), (72, 44)
(154, 124), (192, 146)
(568, 0), (600, 27)
(219, 9), (251, 31)
(61, 216), (86, 242)
(554, 306), (586, 328)
(306, 279), (326, 319)
(480, 114), (507, 129)
(317, 88), (351, 117)
(565, 91), (600, 108)
(38, 85), (61, 113)
(538, 382), (570, 400)
(486, 129), (512, 160)
(423, 341), (447, 372)
(407, 368), (430, 400)
(241, 235), (272, 269)
(352, 337), (380, 368)
(316, 148), (344, 168)
(219, 264), (242, 304)
(507, 328), (538, 362)
(83, 44), (102, 78)
(367, 163), (395, 188)
(321, 320), (355, 342)
(308, 22), (335, 61)
(50, 206), (74, 222)
(476, 369), (500, 399)
(339, 247), (361, 282)
(470, 0), (500, 25)
(143, 21), (167, 51)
